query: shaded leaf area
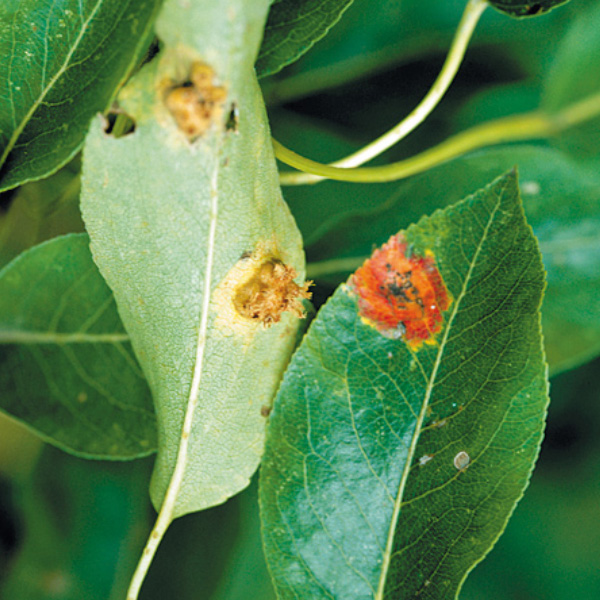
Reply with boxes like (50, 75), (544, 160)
(82, 0), (306, 516)
(488, 0), (571, 18)
(0, 234), (156, 459)
(0, 447), (153, 600)
(0, 157), (83, 270)
(298, 146), (600, 374)
(256, 0), (355, 78)
(542, 0), (600, 161)
(0, 0), (163, 192)
(462, 357), (600, 600)
(260, 173), (548, 600)
(141, 479), (276, 600)
(262, 0), (589, 107)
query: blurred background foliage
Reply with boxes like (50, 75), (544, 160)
(1, 0), (599, 597)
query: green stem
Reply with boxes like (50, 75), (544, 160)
(275, 90), (600, 184)
(279, 0), (488, 186)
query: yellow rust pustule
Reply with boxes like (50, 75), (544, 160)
(233, 258), (312, 326)
(164, 61), (227, 139)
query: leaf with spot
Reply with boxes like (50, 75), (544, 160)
(0, 233), (156, 459)
(260, 172), (549, 599)
(256, 0), (355, 78)
(81, 0), (306, 522)
(0, 0), (163, 192)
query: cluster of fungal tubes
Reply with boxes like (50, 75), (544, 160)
(165, 62), (226, 139)
(233, 258), (312, 326)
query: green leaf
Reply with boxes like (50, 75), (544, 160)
(260, 172), (548, 599)
(463, 357), (600, 599)
(0, 234), (156, 459)
(0, 158), (83, 269)
(256, 0), (355, 78)
(0, 0), (163, 192)
(488, 0), (571, 18)
(304, 146), (600, 375)
(1, 447), (154, 600)
(262, 0), (578, 106)
(542, 1), (600, 160)
(81, 0), (307, 517)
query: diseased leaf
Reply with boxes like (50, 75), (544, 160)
(0, 234), (156, 459)
(81, 0), (307, 517)
(260, 172), (548, 599)
(256, 0), (355, 78)
(0, 0), (163, 192)
(488, 0), (571, 18)
(303, 146), (600, 374)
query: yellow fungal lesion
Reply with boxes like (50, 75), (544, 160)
(233, 258), (311, 325)
(163, 61), (227, 139)
(212, 246), (312, 337)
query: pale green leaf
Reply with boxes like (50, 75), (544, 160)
(0, 234), (156, 459)
(260, 172), (548, 599)
(81, 0), (306, 517)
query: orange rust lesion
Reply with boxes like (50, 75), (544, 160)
(233, 258), (312, 326)
(350, 233), (451, 348)
(164, 61), (227, 139)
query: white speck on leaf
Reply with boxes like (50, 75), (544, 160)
(454, 451), (470, 470)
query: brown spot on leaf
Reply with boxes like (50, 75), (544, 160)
(233, 258), (312, 325)
(164, 61), (227, 140)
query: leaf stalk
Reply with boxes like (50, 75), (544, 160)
(277, 0), (488, 185)
(275, 90), (600, 184)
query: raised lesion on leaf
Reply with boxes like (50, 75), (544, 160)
(163, 61), (227, 139)
(213, 245), (312, 336)
(350, 233), (452, 348)
(233, 257), (311, 325)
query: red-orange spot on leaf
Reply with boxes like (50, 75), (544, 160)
(351, 234), (451, 348)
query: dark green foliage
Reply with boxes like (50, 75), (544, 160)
(488, 0), (571, 17)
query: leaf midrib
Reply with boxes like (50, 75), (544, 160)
(375, 187), (506, 599)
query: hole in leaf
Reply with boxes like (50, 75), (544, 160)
(104, 110), (136, 138)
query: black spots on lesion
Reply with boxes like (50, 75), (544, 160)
(383, 268), (424, 309)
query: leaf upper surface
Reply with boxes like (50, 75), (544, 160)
(302, 146), (600, 374)
(0, 0), (163, 191)
(256, 0), (355, 78)
(0, 234), (156, 458)
(260, 172), (548, 599)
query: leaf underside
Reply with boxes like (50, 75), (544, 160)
(81, 0), (307, 517)
(260, 172), (549, 599)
